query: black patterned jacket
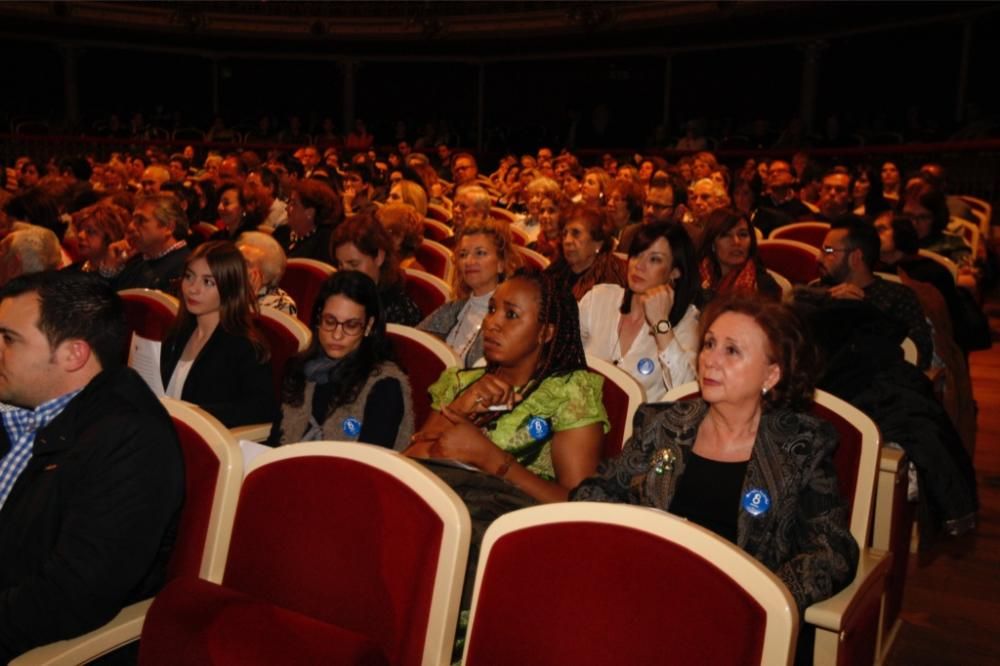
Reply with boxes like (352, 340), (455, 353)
(572, 399), (859, 610)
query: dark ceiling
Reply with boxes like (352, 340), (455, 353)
(0, 1), (996, 59)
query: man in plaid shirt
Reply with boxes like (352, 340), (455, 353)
(0, 271), (184, 661)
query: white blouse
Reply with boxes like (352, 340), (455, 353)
(578, 283), (699, 403)
(165, 359), (194, 400)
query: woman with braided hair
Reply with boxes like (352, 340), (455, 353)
(405, 268), (609, 503)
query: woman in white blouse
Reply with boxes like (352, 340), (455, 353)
(418, 218), (523, 367)
(578, 223), (700, 402)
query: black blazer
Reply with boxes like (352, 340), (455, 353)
(160, 322), (276, 428)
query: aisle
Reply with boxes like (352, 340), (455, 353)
(885, 286), (1000, 665)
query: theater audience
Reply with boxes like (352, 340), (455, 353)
(268, 271), (414, 450)
(0, 225), (63, 286)
(377, 202), (427, 273)
(799, 217), (933, 370)
(0, 271), (183, 661)
(331, 213), (422, 326)
(573, 296), (858, 642)
(273, 178), (340, 265)
(160, 240), (276, 427)
(419, 218), (523, 367)
(579, 223), (701, 402)
(69, 201), (130, 277)
(407, 268), (609, 504)
(698, 208), (780, 304)
(111, 193), (191, 293)
(545, 203), (626, 301)
(237, 231), (298, 316)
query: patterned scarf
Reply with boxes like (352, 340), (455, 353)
(699, 256), (758, 295)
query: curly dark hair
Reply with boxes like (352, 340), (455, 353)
(698, 295), (819, 412)
(281, 270), (391, 415)
(479, 268), (587, 412)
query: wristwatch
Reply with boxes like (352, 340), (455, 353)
(652, 319), (672, 334)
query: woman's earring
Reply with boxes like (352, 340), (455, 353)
(761, 385), (769, 396)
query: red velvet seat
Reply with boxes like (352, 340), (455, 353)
(387, 324), (460, 429)
(463, 503), (797, 666)
(279, 258), (336, 328)
(663, 382), (891, 666)
(426, 203), (450, 223)
(768, 221), (831, 249)
(413, 238), (454, 282)
(403, 268), (452, 319)
(119, 288), (179, 366)
(422, 216), (454, 243)
(253, 306), (312, 404)
(585, 354), (645, 459)
(11, 399), (241, 665)
(139, 443), (470, 666)
(757, 239), (821, 285)
(515, 245), (550, 271)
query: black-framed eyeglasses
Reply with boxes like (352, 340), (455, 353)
(318, 315), (365, 336)
(820, 245), (852, 255)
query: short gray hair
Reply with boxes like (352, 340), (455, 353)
(455, 184), (491, 214)
(2, 225), (62, 276)
(237, 230), (287, 287)
(136, 194), (189, 239)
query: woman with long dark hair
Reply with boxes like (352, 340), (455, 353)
(268, 271), (414, 449)
(160, 240), (275, 427)
(578, 223), (701, 402)
(697, 208), (780, 305)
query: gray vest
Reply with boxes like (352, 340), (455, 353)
(278, 361), (414, 451)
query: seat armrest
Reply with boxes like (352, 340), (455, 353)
(874, 448), (907, 552)
(231, 422), (272, 443)
(10, 599), (153, 666)
(805, 549), (890, 632)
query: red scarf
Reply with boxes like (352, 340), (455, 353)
(699, 257), (758, 296)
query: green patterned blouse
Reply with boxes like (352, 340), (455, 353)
(428, 368), (610, 480)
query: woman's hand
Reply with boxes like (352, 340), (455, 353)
(638, 284), (676, 329)
(407, 406), (506, 471)
(449, 374), (521, 420)
(106, 239), (135, 268)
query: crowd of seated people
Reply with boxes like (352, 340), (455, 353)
(0, 136), (986, 660)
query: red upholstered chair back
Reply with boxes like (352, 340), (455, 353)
(191, 222), (221, 243)
(119, 288), (179, 364)
(515, 245), (551, 271)
(426, 203), (450, 223)
(162, 398), (241, 584)
(768, 221), (831, 249)
(119, 288), (179, 341)
(386, 324), (460, 429)
(279, 258), (336, 328)
(254, 306), (312, 403)
(663, 383), (880, 547)
(464, 504), (797, 666)
(402, 268), (452, 319)
(585, 354), (645, 460)
(221, 444), (470, 666)
(421, 217), (454, 243)
(757, 239), (821, 285)
(413, 238), (454, 282)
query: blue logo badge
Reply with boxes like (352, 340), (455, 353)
(742, 488), (771, 517)
(527, 416), (551, 441)
(342, 417), (362, 438)
(637, 358), (656, 376)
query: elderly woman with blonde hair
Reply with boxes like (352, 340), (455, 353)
(514, 176), (561, 244)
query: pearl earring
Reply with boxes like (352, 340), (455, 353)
(761, 386), (769, 396)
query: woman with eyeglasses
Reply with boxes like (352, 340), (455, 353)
(268, 271), (414, 449)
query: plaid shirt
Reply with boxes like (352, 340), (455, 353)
(0, 390), (82, 511)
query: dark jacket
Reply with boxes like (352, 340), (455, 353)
(113, 245), (191, 296)
(0, 367), (184, 660)
(572, 399), (859, 611)
(160, 322), (276, 428)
